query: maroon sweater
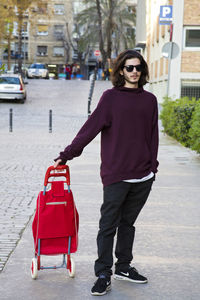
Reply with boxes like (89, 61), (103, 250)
(56, 86), (159, 186)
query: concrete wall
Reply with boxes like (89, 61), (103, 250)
(135, 0), (146, 45)
(144, 0), (170, 101)
(168, 0), (184, 99)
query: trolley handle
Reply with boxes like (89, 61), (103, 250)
(44, 165), (70, 186)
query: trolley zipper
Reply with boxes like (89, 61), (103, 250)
(46, 201), (67, 206)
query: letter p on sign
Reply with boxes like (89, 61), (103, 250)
(159, 6), (173, 25)
(163, 6), (171, 17)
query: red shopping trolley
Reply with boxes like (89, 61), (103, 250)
(31, 165), (79, 279)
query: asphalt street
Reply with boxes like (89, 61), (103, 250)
(0, 79), (200, 300)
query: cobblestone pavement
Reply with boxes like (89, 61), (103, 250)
(0, 79), (111, 272)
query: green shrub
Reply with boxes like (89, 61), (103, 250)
(160, 97), (176, 136)
(189, 101), (200, 153)
(172, 97), (196, 146)
(160, 97), (197, 147)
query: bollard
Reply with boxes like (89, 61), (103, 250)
(49, 109), (52, 133)
(88, 68), (97, 118)
(9, 108), (13, 132)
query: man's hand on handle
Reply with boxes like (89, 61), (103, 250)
(54, 159), (62, 168)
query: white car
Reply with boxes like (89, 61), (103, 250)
(0, 74), (27, 103)
(27, 63), (49, 79)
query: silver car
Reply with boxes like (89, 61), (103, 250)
(27, 63), (49, 79)
(0, 74), (27, 103)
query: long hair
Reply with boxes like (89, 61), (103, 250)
(111, 50), (149, 88)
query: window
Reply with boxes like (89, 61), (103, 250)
(13, 22), (18, 36)
(12, 22), (28, 37)
(184, 27), (200, 50)
(72, 50), (78, 60)
(53, 47), (64, 56)
(37, 25), (48, 36)
(54, 25), (64, 39)
(22, 22), (28, 37)
(37, 46), (48, 56)
(186, 29), (200, 47)
(0, 77), (20, 84)
(54, 4), (64, 15)
(181, 81), (200, 99)
(54, 25), (64, 32)
(30, 64), (47, 69)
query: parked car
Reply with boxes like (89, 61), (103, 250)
(27, 63), (49, 79)
(0, 74), (27, 103)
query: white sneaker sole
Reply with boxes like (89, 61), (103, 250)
(91, 285), (111, 296)
(114, 274), (148, 284)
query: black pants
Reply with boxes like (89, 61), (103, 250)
(94, 177), (154, 277)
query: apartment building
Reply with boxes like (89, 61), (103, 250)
(136, 0), (200, 102)
(28, 1), (73, 66)
(1, 0), (73, 70)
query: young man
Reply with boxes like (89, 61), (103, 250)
(54, 50), (159, 296)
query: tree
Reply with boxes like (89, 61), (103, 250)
(0, 1), (15, 70)
(65, 22), (90, 70)
(12, 0), (49, 73)
(0, 1), (9, 41)
(0, 64), (5, 74)
(0, 0), (48, 72)
(76, 0), (136, 66)
(72, 6), (100, 68)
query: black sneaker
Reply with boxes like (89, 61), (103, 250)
(91, 275), (111, 296)
(114, 266), (148, 284)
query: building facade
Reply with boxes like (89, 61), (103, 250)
(136, 0), (200, 102)
(1, 0), (73, 72)
(28, 0), (73, 66)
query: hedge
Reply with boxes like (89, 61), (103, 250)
(160, 97), (200, 153)
(189, 101), (200, 153)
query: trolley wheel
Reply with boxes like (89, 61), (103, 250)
(31, 258), (38, 279)
(68, 257), (75, 278)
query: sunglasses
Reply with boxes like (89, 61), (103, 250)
(123, 64), (142, 72)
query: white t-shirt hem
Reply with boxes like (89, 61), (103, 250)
(123, 172), (154, 183)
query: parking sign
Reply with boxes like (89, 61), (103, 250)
(159, 5), (173, 25)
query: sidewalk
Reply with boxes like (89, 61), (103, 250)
(0, 81), (200, 300)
